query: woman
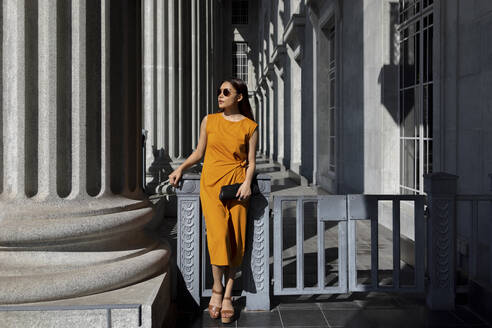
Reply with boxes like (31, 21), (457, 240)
(168, 78), (258, 323)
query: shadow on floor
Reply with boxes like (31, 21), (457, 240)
(169, 292), (491, 328)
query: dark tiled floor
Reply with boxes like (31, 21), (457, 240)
(174, 294), (491, 328)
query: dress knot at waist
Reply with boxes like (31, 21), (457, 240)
(238, 159), (248, 168)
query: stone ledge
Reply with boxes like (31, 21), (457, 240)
(0, 271), (171, 328)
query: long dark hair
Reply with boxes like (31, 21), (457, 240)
(218, 78), (255, 122)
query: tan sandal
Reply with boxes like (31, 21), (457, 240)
(220, 296), (235, 323)
(208, 288), (223, 319)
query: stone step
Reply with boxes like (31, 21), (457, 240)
(0, 272), (171, 328)
(256, 163), (282, 174)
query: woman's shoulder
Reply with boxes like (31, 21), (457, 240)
(244, 116), (258, 128)
(204, 112), (220, 122)
(243, 117), (258, 138)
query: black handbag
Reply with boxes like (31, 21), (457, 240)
(219, 180), (260, 201)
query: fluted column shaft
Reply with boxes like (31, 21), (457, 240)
(0, 0), (168, 305)
(2, 0), (134, 201)
(191, 0), (208, 150)
(142, 0), (213, 184)
(177, 0), (184, 159)
(71, 0), (88, 199)
(168, 0), (177, 159)
(2, 0), (26, 200)
(262, 87), (268, 155)
(156, 0), (167, 151)
(268, 78), (275, 161)
(207, 0), (214, 116)
(191, 0), (197, 148)
(143, 0), (155, 174)
(100, 0), (111, 195)
(37, 0), (57, 200)
(257, 93), (263, 153)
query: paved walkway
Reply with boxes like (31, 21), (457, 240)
(173, 293), (490, 327)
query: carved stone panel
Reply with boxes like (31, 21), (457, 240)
(176, 173), (271, 310)
(424, 172), (458, 310)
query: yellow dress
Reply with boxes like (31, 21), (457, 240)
(200, 112), (258, 267)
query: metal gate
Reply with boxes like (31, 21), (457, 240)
(273, 194), (426, 296)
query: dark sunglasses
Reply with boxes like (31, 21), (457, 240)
(217, 87), (233, 97)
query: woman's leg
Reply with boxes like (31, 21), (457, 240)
(210, 264), (225, 307)
(222, 265), (238, 312)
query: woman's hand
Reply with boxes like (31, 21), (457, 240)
(168, 168), (183, 188)
(236, 182), (252, 201)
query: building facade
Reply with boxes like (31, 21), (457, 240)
(2, 0), (492, 325)
(143, 0), (492, 306)
(249, 0), (492, 312)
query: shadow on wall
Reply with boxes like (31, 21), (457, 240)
(145, 147), (203, 219)
(110, 0), (143, 198)
(378, 1), (423, 195)
(378, 2), (399, 125)
(145, 146), (203, 196)
(145, 146), (179, 195)
(336, 0), (364, 194)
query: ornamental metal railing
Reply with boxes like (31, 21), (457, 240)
(175, 172), (483, 311)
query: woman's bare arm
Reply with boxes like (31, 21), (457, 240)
(243, 127), (258, 186)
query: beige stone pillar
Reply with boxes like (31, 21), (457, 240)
(0, 3), (170, 325)
(142, 0), (214, 193)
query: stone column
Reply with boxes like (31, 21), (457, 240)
(264, 82), (269, 157)
(142, 0), (177, 194)
(142, 0), (171, 173)
(156, 0), (167, 153)
(255, 89), (263, 154)
(260, 79), (268, 156)
(254, 91), (262, 153)
(266, 64), (275, 162)
(0, 1), (170, 326)
(168, 0), (178, 160)
(177, 0), (186, 160)
(191, 0), (198, 148)
(191, 0), (208, 150)
(206, 0), (214, 116)
(272, 44), (287, 169)
(143, 0), (155, 177)
(143, 0), (212, 192)
(284, 14), (305, 174)
(424, 172), (458, 310)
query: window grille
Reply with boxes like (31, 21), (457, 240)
(398, 0), (434, 194)
(232, 42), (248, 84)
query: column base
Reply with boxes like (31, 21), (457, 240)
(287, 166), (309, 186)
(0, 196), (170, 304)
(0, 271), (171, 328)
